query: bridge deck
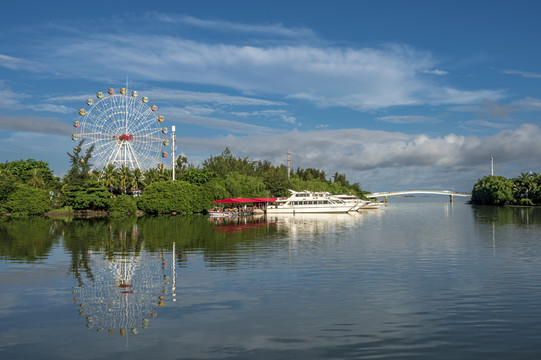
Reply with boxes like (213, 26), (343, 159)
(370, 190), (471, 197)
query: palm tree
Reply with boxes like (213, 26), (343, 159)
(144, 168), (162, 186)
(132, 168), (146, 191)
(513, 172), (536, 200)
(27, 168), (45, 189)
(175, 155), (188, 178)
(161, 168), (172, 181)
(101, 164), (116, 196)
(116, 166), (133, 194)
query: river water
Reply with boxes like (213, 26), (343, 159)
(2, 198), (541, 359)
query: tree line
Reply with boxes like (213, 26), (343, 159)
(0, 141), (370, 215)
(471, 173), (541, 206)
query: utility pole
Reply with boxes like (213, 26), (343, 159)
(490, 156), (493, 176)
(172, 126), (176, 180)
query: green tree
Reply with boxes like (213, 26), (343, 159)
(0, 159), (58, 191)
(108, 194), (138, 215)
(0, 170), (18, 212)
(181, 168), (218, 185)
(27, 168), (46, 189)
(5, 184), (50, 214)
(64, 140), (94, 186)
(203, 148), (255, 177)
(175, 154), (189, 178)
(144, 168), (162, 186)
(61, 181), (110, 210)
(471, 176), (515, 205)
(511, 172), (538, 204)
(132, 168), (146, 191)
(529, 174), (541, 204)
(224, 171), (267, 198)
(116, 166), (133, 194)
(100, 164), (117, 195)
(137, 181), (209, 214)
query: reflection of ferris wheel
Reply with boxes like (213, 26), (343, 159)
(72, 242), (177, 335)
(72, 87), (169, 170)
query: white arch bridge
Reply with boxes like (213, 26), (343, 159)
(369, 190), (472, 202)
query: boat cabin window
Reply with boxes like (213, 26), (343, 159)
(289, 200), (332, 206)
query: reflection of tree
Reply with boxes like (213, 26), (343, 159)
(0, 217), (59, 262)
(59, 218), (112, 286)
(472, 205), (541, 226)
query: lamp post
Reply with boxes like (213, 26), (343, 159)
(172, 126), (176, 180)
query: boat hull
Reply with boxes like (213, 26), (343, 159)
(266, 205), (352, 214)
(207, 211), (233, 218)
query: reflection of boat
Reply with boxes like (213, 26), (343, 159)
(267, 212), (367, 238)
(266, 190), (354, 214)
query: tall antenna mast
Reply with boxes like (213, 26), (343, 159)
(287, 148), (291, 180)
(172, 126), (176, 180)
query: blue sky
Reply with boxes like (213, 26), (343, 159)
(1, 0), (540, 192)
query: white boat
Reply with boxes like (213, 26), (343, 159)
(207, 208), (234, 218)
(266, 190), (354, 214)
(332, 194), (384, 210)
(361, 201), (385, 209)
(332, 194), (367, 211)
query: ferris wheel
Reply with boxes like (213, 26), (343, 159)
(72, 87), (170, 170)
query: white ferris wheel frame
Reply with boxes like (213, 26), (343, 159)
(73, 89), (168, 171)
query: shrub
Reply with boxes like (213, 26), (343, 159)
(61, 183), (110, 210)
(108, 195), (138, 215)
(5, 184), (50, 215)
(137, 181), (209, 214)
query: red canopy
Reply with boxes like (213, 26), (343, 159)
(253, 198), (277, 202)
(211, 198), (253, 203)
(212, 198), (239, 203)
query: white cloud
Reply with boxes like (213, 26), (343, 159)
(501, 69), (541, 79)
(28, 103), (73, 114)
(464, 119), (512, 129)
(0, 53), (43, 72)
(511, 97), (541, 111)
(422, 69), (448, 75)
(147, 89), (284, 106)
(26, 23), (502, 112)
(377, 115), (439, 124)
(0, 87), (22, 109)
(177, 124), (541, 192)
(231, 109), (297, 125)
(152, 13), (317, 39)
(162, 107), (274, 134)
